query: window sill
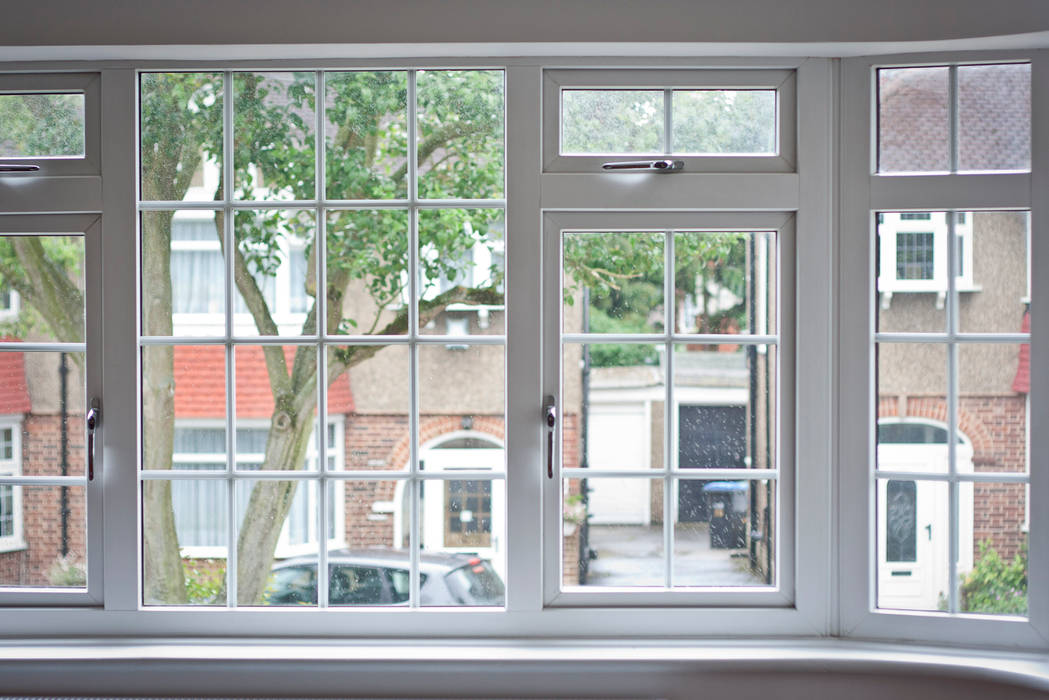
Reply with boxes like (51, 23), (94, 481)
(0, 638), (1045, 697)
(0, 539), (26, 554)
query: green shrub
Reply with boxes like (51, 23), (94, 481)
(184, 560), (225, 604)
(959, 541), (1027, 615)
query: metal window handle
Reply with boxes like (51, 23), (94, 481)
(0, 164), (41, 172)
(601, 159), (684, 172)
(543, 395), (557, 479)
(86, 399), (100, 481)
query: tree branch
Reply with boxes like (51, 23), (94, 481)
(392, 120), (489, 186)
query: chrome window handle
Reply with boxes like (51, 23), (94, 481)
(544, 395), (556, 479)
(0, 164), (41, 172)
(601, 159), (683, 172)
(86, 399), (100, 481)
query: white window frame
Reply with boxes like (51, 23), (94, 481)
(839, 50), (1048, 648)
(542, 68), (797, 173)
(0, 417), (25, 553)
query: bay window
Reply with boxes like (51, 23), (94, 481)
(0, 49), (1042, 656)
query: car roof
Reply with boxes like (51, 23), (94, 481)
(272, 547), (480, 573)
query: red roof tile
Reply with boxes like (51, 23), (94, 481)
(0, 340), (31, 414)
(1012, 309), (1030, 394)
(173, 345), (353, 420)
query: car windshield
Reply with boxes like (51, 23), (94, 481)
(443, 560), (505, 605)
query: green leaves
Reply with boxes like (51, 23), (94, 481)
(960, 541), (1027, 615)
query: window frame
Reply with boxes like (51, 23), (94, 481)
(839, 49), (1049, 648)
(0, 418), (25, 553)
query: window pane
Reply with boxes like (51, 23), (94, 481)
(877, 344), (949, 474)
(674, 478), (774, 587)
(958, 64), (1030, 172)
(143, 479), (227, 606)
(674, 231), (776, 335)
(0, 93), (85, 158)
(419, 477), (505, 606)
(676, 344), (776, 470)
(325, 71), (408, 200)
(0, 234), (85, 342)
(876, 212), (946, 332)
(329, 481), (403, 601)
(142, 345), (226, 472)
(233, 210), (316, 336)
(959, 211), (1029, 334)
(0, 485), (85, 589)
(140, 73), (223, 201)
(962, 481), (1028, 616)
(239, 480), (319, 606)
(326, 208), (409, 337)
(878, 67), (950, 173)
(418, 209), (504, 335)
(332, 345), (410, 471)
(142, 210), (224, 337)
(416, 70), (504, 200)
(672, 90), (775, 155)
(563, 231), (665, 335)
(233, 346), (319, 471)
(234, 72), (316, 201)
(564, 478), (664, 587)
(561, 90), (664, 155)
(563, 343), (664, 471)
(877, 478), (947, 612)
(959, 344), (1028, 474)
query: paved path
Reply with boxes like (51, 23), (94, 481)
(582, 523), (764, 587)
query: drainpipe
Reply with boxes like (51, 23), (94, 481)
(58, 352), (69, 558)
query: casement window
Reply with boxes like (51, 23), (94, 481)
(0, 51), (1044, 655)
(0, 420), (23, 552)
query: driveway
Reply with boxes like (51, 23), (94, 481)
(583, 523), (765, 587)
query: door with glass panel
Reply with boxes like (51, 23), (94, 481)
(542, 211), (793, 602)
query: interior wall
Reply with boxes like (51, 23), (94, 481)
(2, 0), (1049, 48)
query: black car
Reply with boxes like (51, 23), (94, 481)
(264, 548), (504, 606)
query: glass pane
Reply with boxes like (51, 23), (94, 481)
(234, 72), (316, 201)
(142, 345), (226, 472)
(958, 64), (1030, 172)
(143, 479), (227, 606)
(233, 210), (316, 337)
(565, 478), (664, 587)
(238, 479), (318, 606)
(876, 344), (948, 474)
(142, 210), (224, 337)
(674, 478), (774, 587)
(417, 70), (504, 200)
(140, 73), (223, 201)
(563, 231), (664, 335)
(675, 344), (776, 470)
(418, 209), (504, 335)
(0, 234), (85, 342)
(961, 481), (1028, 616)
(563, 343), (664, 470)
(561, 90), (664, 155)
(959, 343), (1028, 475)
(327, 479), (404, 605)
(675, 231), (776, 335)
(331, 345), (410, 471)
(875, 211), (946, 332)
(326, 209), (409, 337)
(419, 478), (505, 606)
(0, 93), (84, 158)
(325, 71), (408, 200)
(672, 90), (776, 155)
(878, 67), (950, 173)
(959, 211), (1029, 334)
(876, 478), (948, 612)
(418, 345), (504, 468)
(0, 485), (85, 588)
(0, 351), (85, 476)
(234, 346), (319, 471)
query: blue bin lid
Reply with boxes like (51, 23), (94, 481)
(702, 480), (748, 493)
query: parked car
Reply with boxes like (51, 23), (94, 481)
(264, 548), (505, 606)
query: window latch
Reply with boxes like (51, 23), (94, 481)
(0, 164), (41, 172)
(86, 398), (100, 481)
(601, 159), (683, 172)
(543, 395), (557, 479)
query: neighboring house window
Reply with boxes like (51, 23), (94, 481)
(877, 211), (976, 308)
(0, 422), (21, 550)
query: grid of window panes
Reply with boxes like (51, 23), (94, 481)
(560, 229), (778, 589)
(138, 70), (506, 608)
(874, 60), (1031, 618)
